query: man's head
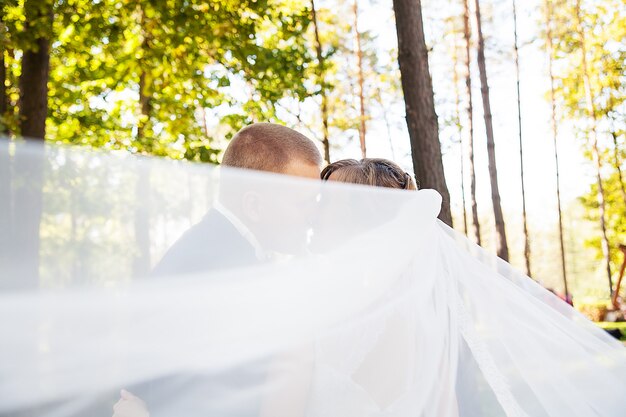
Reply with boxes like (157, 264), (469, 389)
(219, 123), (322, 254)
(222, 123), (322, 179)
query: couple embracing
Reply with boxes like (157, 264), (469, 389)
(151, 122), (416, 277)
(112, 122), (418, 417)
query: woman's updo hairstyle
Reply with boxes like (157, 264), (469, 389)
(321, 158), (417, 191)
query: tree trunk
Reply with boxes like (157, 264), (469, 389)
(392, 0), (452, 226)
(320, 95), (330, 163)
(136, 6), (153, 148)
(575, 0), (613, 295)
(473, 0), (509, 261)
(311, 0), (330, 164)
(463, 0), (481, 245)
(132, 7), (152, 275)
(0, 49), (7, 134)
(512, 0), (531, 276)
(545, 0), (569, 298)
(452, 21), (468, 235)
(0, 138), (10, 270)
(10, 140), (45, 288)
(18, 1), (52, 140)
(10, 0), (52, 288)
(137, 70), (152, 144)
(353, 0), (367, 158)
(0, 8), (5, 128)
(200, 106), (210, 141)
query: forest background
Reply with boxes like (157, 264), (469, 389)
(2, 0), (625, 308)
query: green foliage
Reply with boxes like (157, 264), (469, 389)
(548, 0), (625, 122)
(579, 166), (626, 275)
(2, 0), (315, 159)
(544, 0), (626, 285)
(1, 0), (404, 161)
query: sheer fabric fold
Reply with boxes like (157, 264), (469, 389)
(0, 141), (624, 417)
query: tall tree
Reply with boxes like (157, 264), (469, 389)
(512, 0), (531, 275)
(451, 18), (468, 235)
(393, 0), (453, 226)
(353, 0), (367, 158)
(544, 0), (569, 297)
(311, 0), (331, 163)
(0, 2), (10, 273)
(8, 0), (52, 287)
(136, 4), (152, 148)
(18, 0), (53, 140)
(473, 0), (508, 260)
(462, 0), (481, 245)
(0, 137), (9, 275)
(0, 34), (6, 134)
(575, 0), (612, 294)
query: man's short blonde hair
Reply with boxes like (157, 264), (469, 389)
(222, 123), (322, 173)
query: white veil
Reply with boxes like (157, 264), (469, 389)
(0, 140), (624, 417)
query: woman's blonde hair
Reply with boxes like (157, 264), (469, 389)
(321, 158), (417, 190)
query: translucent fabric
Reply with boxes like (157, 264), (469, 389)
(0, 140), (624, 417)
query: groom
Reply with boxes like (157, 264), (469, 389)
(151, 122), (322, 276)
(110, 123), (322, 417)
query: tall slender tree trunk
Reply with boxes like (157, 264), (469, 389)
(452, 22), (468, 235)
(473, 0), (509, 261)
(0, 136), (10, 272)
(311, 0), (330, 164)
(12, 142), (46, 290)
(0, 10), (9, 256)
(11, 0), (52, 288)
(320, 97), (330, 163)
(134, 70), (152, 274)
(392, 0), (453, 226)
(199, 106), (210, 140)
(512, 0), (531, 276)
(575, 0), (613, 295)
(18, 39), (49, 139)
(0, 8), (5, 129)
(353, 0), (367, 158)
(137, 71), (152, 144)
(133, 7), (152, 275)
(0, 50), (7, 134)
(136, 6), (153, 147)
(545, 0), (569, 298)
(19, 1), (52, 140)
(463, 0), (481, 245)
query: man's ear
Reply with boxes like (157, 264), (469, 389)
(242, 191), (262, 222)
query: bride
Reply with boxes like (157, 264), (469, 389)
(1, 130), (625, 417)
